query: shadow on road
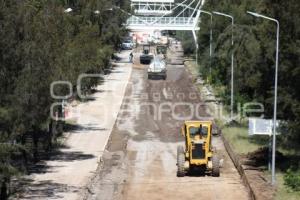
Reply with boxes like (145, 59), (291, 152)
(64, 123), (107, 133)
(14, 149), (95, 199)
(15, 178), (79, 200)
(27, 149), (95, 174)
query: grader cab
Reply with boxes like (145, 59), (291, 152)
(177, 121), (220, 177)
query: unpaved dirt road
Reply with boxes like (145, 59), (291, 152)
(85, 44), (250, 200)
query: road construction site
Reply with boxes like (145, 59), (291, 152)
(17, 41), (251, 200)
(84, 42), (250, 200)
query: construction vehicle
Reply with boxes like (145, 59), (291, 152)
(121, 39), (134, 50)
(140, 44), (154, 64)
(156, 45), (167, 56)
(177, 121), (220, 177)
(160, 36), (169, 45)
(147, 57), (167, 80)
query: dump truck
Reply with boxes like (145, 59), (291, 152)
(140, 44), (153, 64)
(177, 121), (220, 177)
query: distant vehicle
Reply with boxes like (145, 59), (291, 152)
(121, 40), (134, 50)
(147, 57), (167, 80)
(140, 44), (154, 64)
(171, 40), (178, 45)
(156, 45), (167, 55)
(160, 36), (168, 45)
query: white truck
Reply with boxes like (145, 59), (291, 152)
(147, 57), (167, 80)
(121, 40), (134, 50)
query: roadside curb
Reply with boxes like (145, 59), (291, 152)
(221, 134), (256, 200)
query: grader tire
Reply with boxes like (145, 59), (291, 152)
(212, 156), (220, 177)
(177, 146), (185, 177)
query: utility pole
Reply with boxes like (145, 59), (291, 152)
(213, 11), (235, 119)
(247, 11), (280, 185)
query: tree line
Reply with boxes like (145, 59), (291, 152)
(0, 0), (130, 198)
(193, 0), (300, 190)
(196, 0), (300, 149)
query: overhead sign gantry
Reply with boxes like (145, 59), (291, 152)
(127, 0), (205, 60)
(127, 0), (204, 31)
(131, 0), (174, 16)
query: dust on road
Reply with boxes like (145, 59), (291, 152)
(85, 45), (250, 200)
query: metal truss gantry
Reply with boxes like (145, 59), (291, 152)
(131, 0), (174, 16)
(127, 0), (204, 32)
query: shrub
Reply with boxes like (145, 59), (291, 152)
(284, 169), (300, 191)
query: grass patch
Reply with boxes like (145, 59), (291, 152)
(222, 125), (266, 154)
(270, 172), (300, 200)
(223, 124), (300, 199)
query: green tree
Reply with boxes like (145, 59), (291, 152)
(0, 0), (130, 198)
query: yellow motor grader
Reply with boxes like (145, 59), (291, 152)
(177, 121), (220, 177)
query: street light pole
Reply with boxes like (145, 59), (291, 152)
(179, 6), (213, 79)
(199, 10), (213, 81)
(192, 29), (199, 67)
(213, 11), (234, 119)
(247, 11), (280, 185)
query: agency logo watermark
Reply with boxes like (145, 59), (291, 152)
(50, 73), (265, 122)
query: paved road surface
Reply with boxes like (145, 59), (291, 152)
(19, 51), (132, 200)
